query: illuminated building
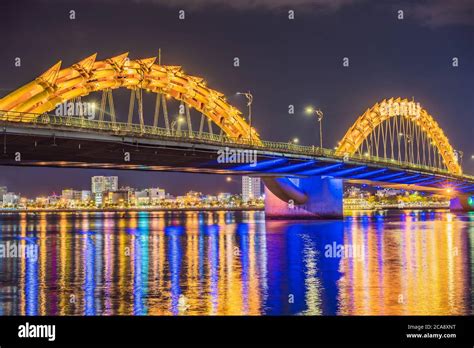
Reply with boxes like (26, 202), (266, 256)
(47, 195), (60, 206)
(134, 189), (150, 206)
(132, 187), (166, 206)
(149, 188), (166, 202)
(81, 190), (92, 202)
(91, 176), (118, 194)
(107, 190), (129, 206)
(61, 189), (75, 201)
(92, 176), (118, 208)
(2, 192), (20, 206)
(242, 176), (261, 203)
(0, 186), (7, 203)
(218, 192), (231, 201)
(376, 188), (403, 198)
(35, 197), (48, 207)
(344, 197), (373, 210)
(94, 193), (103, 207)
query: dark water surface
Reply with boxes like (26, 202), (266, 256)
(0, 210), (472, 315)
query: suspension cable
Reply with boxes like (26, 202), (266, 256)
(153, 93), (161, 128)
(127, 89), (135, 126)
(162, 94), (170, 134)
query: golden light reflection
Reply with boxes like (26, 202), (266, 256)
(4, 210), (472, 316)
(338, 211), (470, 315)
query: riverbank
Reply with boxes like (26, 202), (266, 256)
(344, 205), (449, 211)
(0, 206), (264, 213)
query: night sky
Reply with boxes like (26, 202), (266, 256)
(0, 0), (473, 197)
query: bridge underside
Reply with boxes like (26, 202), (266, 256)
(1, 125), (474, 190)
(264, 176), (344, 219)
(1, 124), (473, 216)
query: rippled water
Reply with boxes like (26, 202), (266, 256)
(0, 210), (472, 315)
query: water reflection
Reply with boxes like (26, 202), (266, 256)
(0, 210), (472, 315)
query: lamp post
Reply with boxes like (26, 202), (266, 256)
(305, 106), (324, 149)
(171, 116), (185, 135)
(289, 137), (299, 149)
(237, 91), (253, 145)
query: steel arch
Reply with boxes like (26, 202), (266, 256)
(0, 53), (259, 143)
(335, 97), (462, 175)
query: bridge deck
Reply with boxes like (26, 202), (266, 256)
(1, 113), (473, 195)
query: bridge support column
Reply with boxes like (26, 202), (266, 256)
(264, 176), (343, 219)
(450, 195), (474, 212)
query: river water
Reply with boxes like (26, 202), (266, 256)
(0, 210), (472, 315)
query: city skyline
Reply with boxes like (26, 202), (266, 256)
(0, 173), (447, 211)
(0, 0), (472, 195)
(0, 170), (243, 197)
(0, 175), (262, 203)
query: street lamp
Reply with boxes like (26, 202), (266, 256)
(305, 106), (324, 148)
(237, 91), (253, 145)
(289, 137), (299, 144)
(171, 116), (185, 134)
(288, 137), (299, 149)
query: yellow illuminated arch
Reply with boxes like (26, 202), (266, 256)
(0, 53), (260, 143)
(335, 97), (462, 175)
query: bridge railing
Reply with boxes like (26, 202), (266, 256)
(1, 110), (472, 180)
(30, 112), (227, 142)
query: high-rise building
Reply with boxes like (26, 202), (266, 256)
(3, 192), (20, 206)
(91, 176), (118, 194)
(91, 176), (117, 207)
(91, 177), (102, 194)
(242, 176), (261, 202)
(0, 186), (7, 203)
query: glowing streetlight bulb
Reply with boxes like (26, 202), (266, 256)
(305, 106), (324, 148)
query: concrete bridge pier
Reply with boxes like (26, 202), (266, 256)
(450, 195), (474, 212)
(264, 176), (343, 219)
